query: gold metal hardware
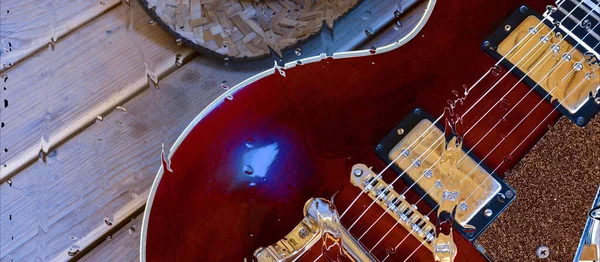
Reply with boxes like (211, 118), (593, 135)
(497, 15), (600, 114)
(253, 198), (375, 262)
(350, 163), (436, 252)
(386, 119), (502, 227)
(579, 244), (599, 262)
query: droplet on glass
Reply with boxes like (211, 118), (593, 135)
(244, 165), (254, 175)
(245, 138), (255, 148)
(115, 106), (127, 112)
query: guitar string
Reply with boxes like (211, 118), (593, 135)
(391, 64), (595, 262)
(339, 1), (571, 221)
(357, 16), (597, 244)
(342, 0), (583, 233)
(312, 2), (590, 261)
(364, 16), (600, 248)
(370, 25), (600, 257)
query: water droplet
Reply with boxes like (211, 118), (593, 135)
(249, 182), (257, 187)
(175, 39), (182, 46)
(2, 75), (7, 82)
(69, 235), (78, 240)
(220, 83), (229, 90)
(128, 226), (136, 234)
(394, 10), (402, 18)
(362, 11), (371, 20)
(364, 28), (373, 37)
(148, 20), (155, 24)
(104, 216), (114, 226)
(7, 179), (12, 187)
(96, 116), (103, 121)
(115, 106), (127, 112)
(67, 246), (80, 256)
(245, 138), (255, 148)
(106, 235), (113, 240)
(244, 165), (254, 175)
(225, 94), (233, 100)
(386, 247), (396, 255)
(3, 62), (12, 69)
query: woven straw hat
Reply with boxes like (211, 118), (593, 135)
(140, 0), (361, 61)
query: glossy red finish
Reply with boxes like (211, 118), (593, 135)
(145, 0), (561, 261)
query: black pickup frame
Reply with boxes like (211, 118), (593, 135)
(483, 5), (599, 127)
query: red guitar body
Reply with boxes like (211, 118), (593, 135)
(143, 0), (560, 261)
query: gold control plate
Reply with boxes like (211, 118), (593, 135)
(350, 164), (436, 251)
(387, 119), (501, 226)
(497, 15), (600, 113)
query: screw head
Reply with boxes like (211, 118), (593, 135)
(484, 209), (493, 217)
(505, 190), (515, 199)
(376, 144), (383, 151)
(536, 245), (549, 259)
(298, 227), (308, 239)
(520, 5), (528, 13)
(459, 202), (468, 211)
(353, 168), (363, 177)
(577, 117), (585, 126)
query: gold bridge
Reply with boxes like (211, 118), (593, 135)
(497, 15), (600, 114)
(350, 164), (436, 251)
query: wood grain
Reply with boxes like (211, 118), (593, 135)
(0, 0), (420, 261)
(0, 0), (195, 182)
(0, 0), (120, 71)
(80, 2), (427, 259)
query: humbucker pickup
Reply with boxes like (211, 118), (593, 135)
(374, 109), (515, 241)
(484, 6), (600, 126)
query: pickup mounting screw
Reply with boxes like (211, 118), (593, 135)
(504, 24), (511, 32)
(505, 190), (514, 199)
(397, 128), (404, 135)
(536, 245), (549, 259)
(520, 6), (528, 13)
(376, 144), (383, 151)
(577, 117), (585, 126)
(353, 168), (363, 177)
(298, 227), (308, 239)
(484, 209), (493, 217)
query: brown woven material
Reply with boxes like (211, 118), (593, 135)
(477, 116), (600, 261)
(144, 0), (360, 59)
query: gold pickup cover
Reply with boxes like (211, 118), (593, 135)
(497, 15), (599, 113)
(388, 119), (501, 226)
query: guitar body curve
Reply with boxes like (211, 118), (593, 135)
(142, 0), (559, 261)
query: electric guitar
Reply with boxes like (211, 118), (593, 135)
(140, 0), (600, 261)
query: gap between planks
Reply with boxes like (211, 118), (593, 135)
(0, 0), (121, 73)
(0, 0), (196, 183)
(0, 0), (424, 261)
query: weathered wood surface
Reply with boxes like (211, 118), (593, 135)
(0, 0), (195, 182)
(80, 2), (427, 260)
(0, 0), (422, 260)
(0, 0), (120, 71)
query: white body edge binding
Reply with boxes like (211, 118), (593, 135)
(140, 1), (436, 260)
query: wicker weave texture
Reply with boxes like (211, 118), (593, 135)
(145, 0), (360, 59)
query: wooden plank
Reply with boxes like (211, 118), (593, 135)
(0, 0), (121, 71)
(78, 1), (428, 259)
(0, 0), (195, 182)
(0, 0), (425, 260)
(80, 215), (143, 262)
